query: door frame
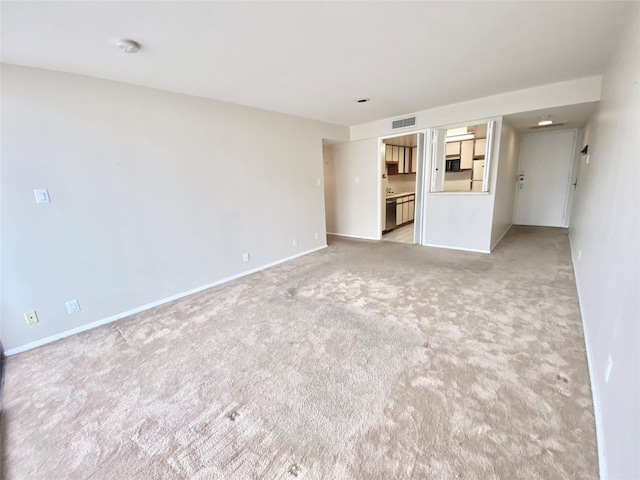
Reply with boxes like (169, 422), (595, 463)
(512, 128), (579, 227)
(564, 128), (584, 228)
(377, 130), (427, 243)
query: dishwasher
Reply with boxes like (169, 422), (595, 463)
(385, 197), (397, 232)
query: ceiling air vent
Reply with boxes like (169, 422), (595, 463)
(392, 116), (416, 129)
(530, 122), (566, 130)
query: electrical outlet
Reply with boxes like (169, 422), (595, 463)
(293, 239), (298, 246)
(24, 311), (39, 325)
(605, 355), (613, 383)
(315, 233), (319, 240)
(317, 178), (321, 186)
(242, 253), (250, 262)
(66, 299), (81, 314)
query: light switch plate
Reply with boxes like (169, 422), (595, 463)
(66, 299), (81, 314)
(34, 189), (50, 204)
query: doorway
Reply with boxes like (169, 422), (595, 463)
(513, 130), (577, 227)
(380, 133), (422, 244)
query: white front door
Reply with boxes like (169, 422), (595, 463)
(514, 130), (577, 227)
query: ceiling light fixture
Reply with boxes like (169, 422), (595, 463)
(445, 133), (475, 142)
(356, 98), (370, 103)
(115, 39), (141, 53)
(537, 117), (553, 126)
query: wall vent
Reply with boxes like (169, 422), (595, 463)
(392, 116), (416, 129)
(530, 122), (566, 130)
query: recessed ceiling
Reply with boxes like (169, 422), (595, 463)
(0, 1), (634, 126)
(504, 102), (599, 133)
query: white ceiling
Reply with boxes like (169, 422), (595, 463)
(0, 1), (633, 126)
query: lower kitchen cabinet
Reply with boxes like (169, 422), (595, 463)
(395, 194), (415, 227)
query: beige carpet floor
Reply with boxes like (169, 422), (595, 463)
(2, 226), (598, 479)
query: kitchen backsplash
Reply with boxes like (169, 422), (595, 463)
(386, 173), (417, 193)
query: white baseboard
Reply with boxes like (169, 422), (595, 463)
(490, 225), (512, 252)
(5, 245), (328, 356)
(422, 243), (490, 254)
(569, 235), (608, 480)
(326, 232), (380, 241)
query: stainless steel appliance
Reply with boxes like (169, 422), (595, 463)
(385, 198), (397, 231)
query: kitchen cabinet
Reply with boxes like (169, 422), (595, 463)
(474, 138), (487, 158)
(461, 140), (474, 169)
(445, 138), (487, 163)
(385, 144), (414, 175)
(411, 147), (417, 173)
(472, 159), (485, 178)
(385, 144), (393, 163)
(471, 160), (485, 191)
(446, 142), (460, 156)
(394, 193), (415, 226)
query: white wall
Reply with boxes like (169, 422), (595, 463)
(323, 139), (379, 239)
(491, 121), (519, 249)
(1, 65), (348, 352)
(423, 193), (495, 252)
(568, 7), (639, 480)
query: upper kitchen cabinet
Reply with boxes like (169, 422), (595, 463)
(411, 147), (417, 173)
(383, 134), (418, 176)
(445, 141), (460, 157)
(474, 138), (486, 158)
(460, 140), (474, 169)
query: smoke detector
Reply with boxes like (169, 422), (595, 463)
(115, 39), (141, 53)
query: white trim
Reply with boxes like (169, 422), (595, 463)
(422, 243), (490, 254)
(490, 224), (512, 251)
(377, 137), (383, 240)
(569, 235), (608, 480)
(326, 232), (378, 241)
(413, 132), (426, 245)
(563, 129), (583, 228)
(482, 120), (495, 192)
(561, 130), (579, 227)
(5, 245), (328, 356)
(378, 128), (426, 242)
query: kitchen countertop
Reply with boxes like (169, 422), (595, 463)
(386, 191), (415, 199)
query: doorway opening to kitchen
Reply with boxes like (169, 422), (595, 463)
(380, 132), (424, 244)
